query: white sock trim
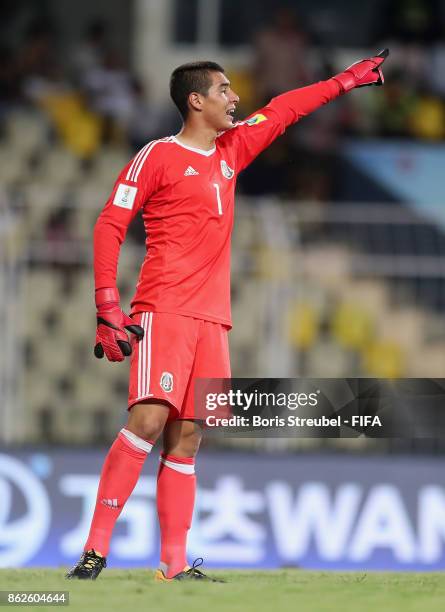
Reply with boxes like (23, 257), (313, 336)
(159, 456), (195, 475)
(120, 428), (153, 453)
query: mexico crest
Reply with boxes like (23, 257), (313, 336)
(220, 160), (234, 179)
(160, 371), (174, 393)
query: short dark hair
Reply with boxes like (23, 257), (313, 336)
(170, 61), (225, 120)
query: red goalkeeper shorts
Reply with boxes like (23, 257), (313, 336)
(128, 312), (231, 420)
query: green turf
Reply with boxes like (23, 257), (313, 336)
(0, 569), (444, 612)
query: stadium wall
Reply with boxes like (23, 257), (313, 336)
(1, 449), (445, 571)
(133, 0), (253, 104)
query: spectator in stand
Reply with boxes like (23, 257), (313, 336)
(81, 50), (136, 144)
(252, 6), (315, 105)
(127, 78), (178, 151)
(374, 69), (444, 141)
(375, 71), (419, 138)
(70, 19), (109, 86)
(16, 20), (65, 102)
(408, 85), (445, 140)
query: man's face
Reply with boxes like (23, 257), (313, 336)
(197, 72), (240, 131)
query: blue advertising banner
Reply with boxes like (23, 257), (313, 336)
(1, 449), (445, 571)
(343, 141), (445, 228)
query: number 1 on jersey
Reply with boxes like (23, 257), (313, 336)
(213, 183), (223, 215)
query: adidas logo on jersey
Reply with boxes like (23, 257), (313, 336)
(184, 166), (199, 176)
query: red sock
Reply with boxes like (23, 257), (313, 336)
(84, 428), (153, 556)
(157, 453), (196, 578)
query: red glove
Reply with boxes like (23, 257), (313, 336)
(94, 287), (144, 362)
(332, 48), (389, 93)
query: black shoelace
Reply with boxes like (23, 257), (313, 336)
(184, 557), (205, 577)
(184, 558), (225, 582)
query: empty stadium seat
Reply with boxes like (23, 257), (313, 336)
(37, 147), (83, 185)
(5, 111), (50, 154)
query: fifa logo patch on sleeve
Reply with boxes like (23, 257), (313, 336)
(113, 184), (138, 210)
(245, 113), (267, 126)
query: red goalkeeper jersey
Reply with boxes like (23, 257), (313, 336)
(94, 79), (340, 326)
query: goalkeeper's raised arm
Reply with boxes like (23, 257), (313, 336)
(220, 49), (389, 172)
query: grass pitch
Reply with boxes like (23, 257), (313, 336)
(0, 569), (444, 612)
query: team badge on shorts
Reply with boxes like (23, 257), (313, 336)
(220, 160), (234, 179)
(160, 371), (174, 393)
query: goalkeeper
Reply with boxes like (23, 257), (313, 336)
(66, 50), (389, 581)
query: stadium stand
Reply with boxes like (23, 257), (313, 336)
(1, 141), (444, 446)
